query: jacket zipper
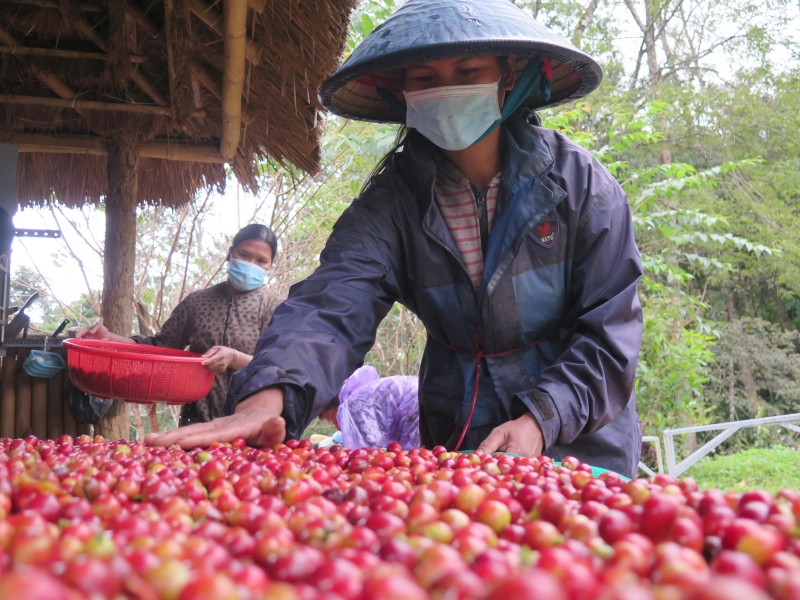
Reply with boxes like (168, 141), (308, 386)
(475, 187), (489, 258)
(422, 179), (468, 276)
(422, 178), (484, 353)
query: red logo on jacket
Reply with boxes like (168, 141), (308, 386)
(531, 218), (558, 248)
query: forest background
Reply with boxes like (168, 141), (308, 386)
(9, 0), (800, 460)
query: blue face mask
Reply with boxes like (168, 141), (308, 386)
(23, 350), (66, 379)
(403, 80), (502, 151)
(227, 258), (269, 292)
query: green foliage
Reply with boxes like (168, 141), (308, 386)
(703, 318), (800, 428)
(345, 0), (397, 52)
(635, 287), (716, 433)
(687, 446), (800, 493)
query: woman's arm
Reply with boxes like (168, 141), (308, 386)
(146, 387), (284, 448)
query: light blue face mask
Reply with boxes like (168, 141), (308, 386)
(380, 58), (552, 150)
(403, 80), (502, 151)
(227, 258), (269, 292)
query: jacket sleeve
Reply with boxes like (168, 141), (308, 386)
(227, 193), (403, 439)
(514, 151), (643, 450)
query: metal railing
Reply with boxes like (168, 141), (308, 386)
(638, 435), (664, 477)
(662, 412), (800, 477)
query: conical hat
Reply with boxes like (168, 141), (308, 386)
(319, 0), (602, 123)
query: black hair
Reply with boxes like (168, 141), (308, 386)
(231, 224), (278, 259)
(363, 126), (409, 192)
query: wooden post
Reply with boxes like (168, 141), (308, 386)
(31, 375), (48, 439)
(0, 350), (17, 438)
(14, 350), (32, 437)
(47, 367), (64, 440)
(62, 386), (78, 438)
(95, 138), (138, 442)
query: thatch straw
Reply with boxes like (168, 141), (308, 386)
(0, 0), (358, 209)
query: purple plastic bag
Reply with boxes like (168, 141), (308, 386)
(337, 366), (420, 449)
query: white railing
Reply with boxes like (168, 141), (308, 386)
(637, 434), (665, 476)
(662, 412), (800, 477)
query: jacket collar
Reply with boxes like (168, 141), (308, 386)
(499, 109), (554, 197)
(399, 108), (554, 201)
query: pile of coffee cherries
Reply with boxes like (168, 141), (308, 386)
(0, 435), (798, 599)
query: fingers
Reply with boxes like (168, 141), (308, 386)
(201, 347), (231, 372)
(253, 416), (286, 447)
(145, 421), (218, 448)
(79, 319), (105, 339)
(145, 399), (284, 449)
(476, 426), (507, 454)
(146, 417), (252, 449)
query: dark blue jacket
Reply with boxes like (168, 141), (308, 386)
(229, 110), (644, 477)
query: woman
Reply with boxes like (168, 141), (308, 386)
(147, 0), (643, 477)
(79, 223), (283, 425)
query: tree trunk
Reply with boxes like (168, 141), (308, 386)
(96, 137), (138, 441)
(571, 0), (599, 47)
(725, 296), (757, 414)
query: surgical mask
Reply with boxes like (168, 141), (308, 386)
(23, 350), (66, 379)
(227, 258), (268, 291)
(403, 80), (502, 151)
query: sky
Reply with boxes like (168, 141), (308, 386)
(9, 183), (264, 324)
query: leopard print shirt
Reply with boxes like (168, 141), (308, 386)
(131, 282), (283, 424)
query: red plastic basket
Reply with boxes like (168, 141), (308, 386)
(63, 338), (215, 405)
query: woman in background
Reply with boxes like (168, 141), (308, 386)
(78, 223), (283, 425)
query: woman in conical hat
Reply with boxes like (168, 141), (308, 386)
(148, 0), (644, 479)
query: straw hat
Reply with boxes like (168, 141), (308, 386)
(319, 0), (602, 123)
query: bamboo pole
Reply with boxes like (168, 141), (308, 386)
(0, 351), (17, 438)
(31, 375), (48, 439)
(220, 0), (248, 160)
(47, 367), (64, 440)
(2, 133), (228, 163)
(0, 46), (146, 63)
(0, 27), (84, 110)
(7, 0), (101, 11)
(68, 18), (169, 106)
(141, 141), (227, 163)
(14, 351), (32, 438)
(190, 0), (262, 65)
(0, 94), (205, 117)
(165, 0), (178, 121)
(6, 0), (267, 14)
(191, 59), (256, 124)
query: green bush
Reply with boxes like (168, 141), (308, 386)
(685, 446), (800, 493)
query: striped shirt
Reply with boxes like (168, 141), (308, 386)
(434, 157), (502, 288)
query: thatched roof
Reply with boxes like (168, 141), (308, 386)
(0, 0), (358, 208)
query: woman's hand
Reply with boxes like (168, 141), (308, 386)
(201, 346), (251, 372)
(145, 388), (285, 449)
(476, 412), (544, 457)
(75, 320), (133, 344)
